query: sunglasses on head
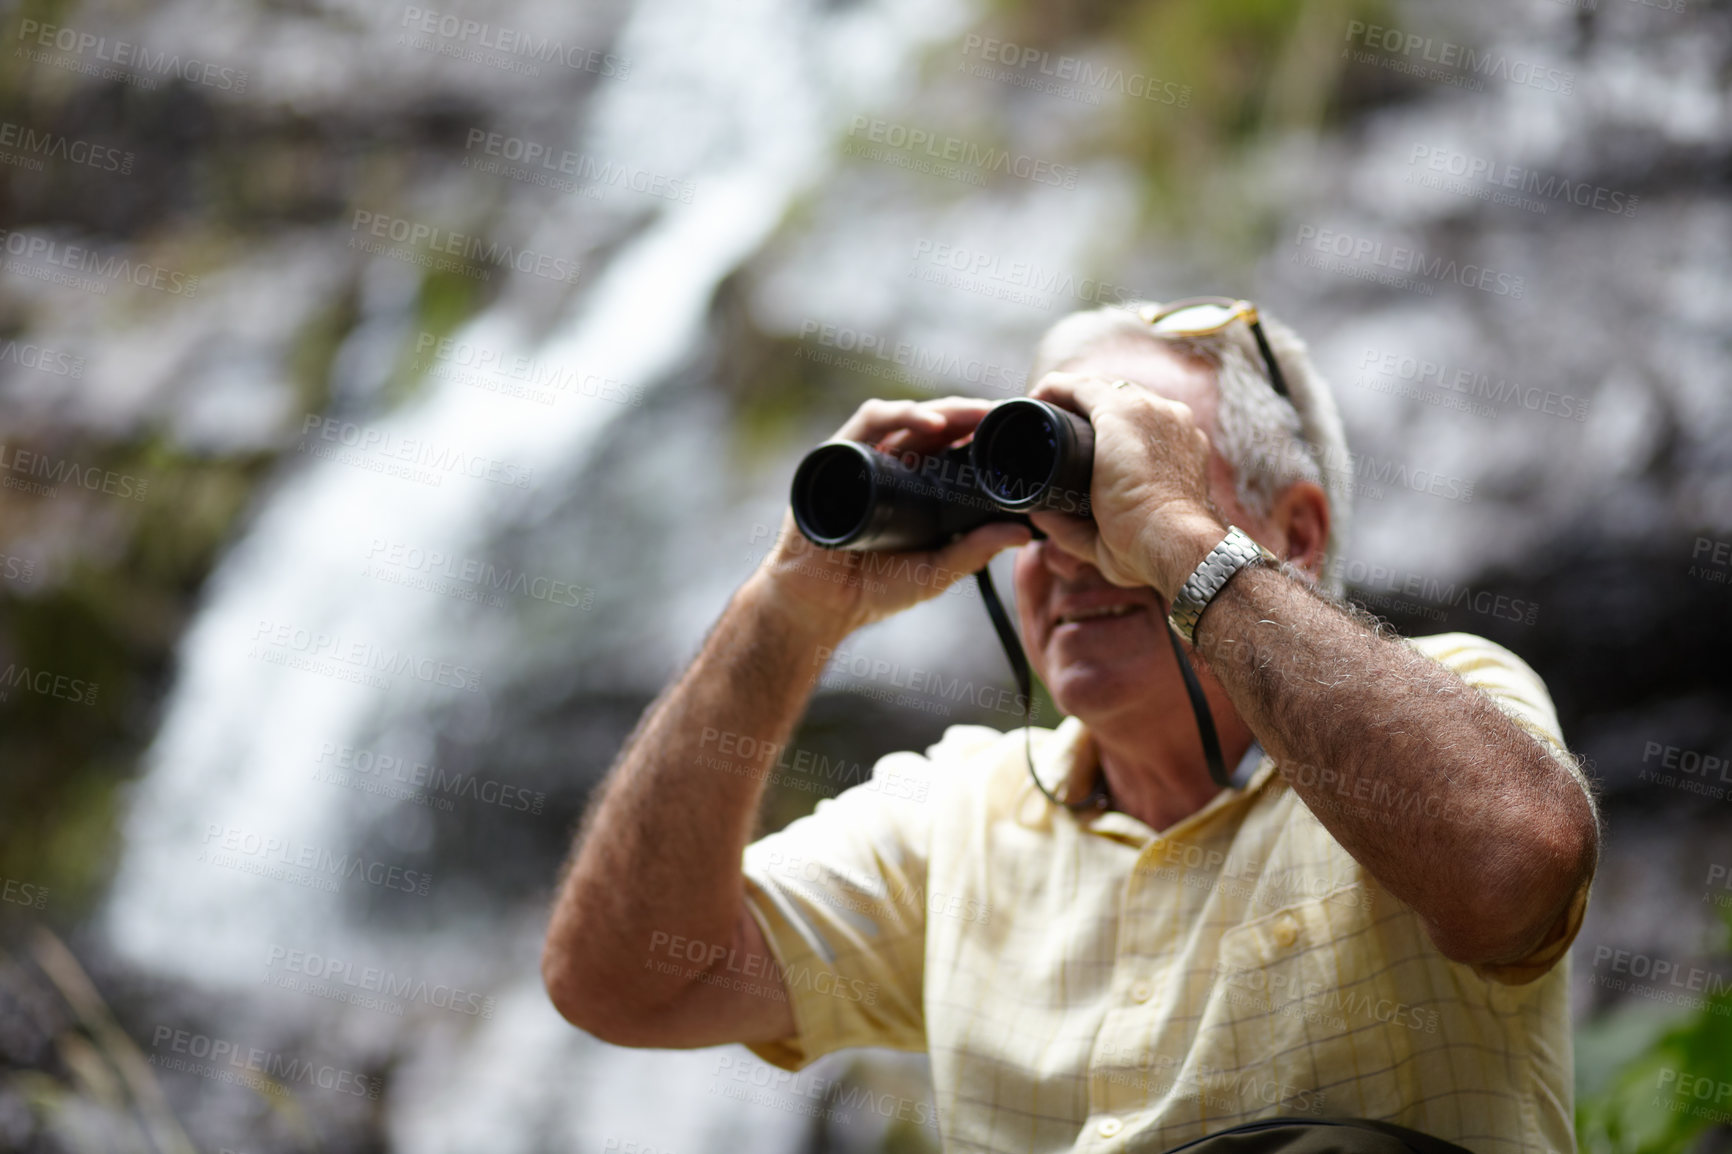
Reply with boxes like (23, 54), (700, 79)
(1135, 297), (1291, 400)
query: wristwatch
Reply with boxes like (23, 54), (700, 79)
(1166, 526), (1278, 644)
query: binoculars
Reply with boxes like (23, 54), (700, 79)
(790, 398), (1094, 552)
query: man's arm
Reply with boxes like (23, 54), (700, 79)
(1189, 567), (1596, 972)
(541, 398), (1030, 1047)
(1027, 372), (1598, 975)
(543, 569), (832, 1047)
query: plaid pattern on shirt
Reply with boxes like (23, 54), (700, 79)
(740, 632), (1595, 1153)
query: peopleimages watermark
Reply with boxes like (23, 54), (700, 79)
(1653, 1068), (1732, 1128)
(362, 536), (594, 612)
(348, 210), (581, 285)
(956, 35), (1191, 109)
(796, 319), (1025, 396)
(15, 19), (249, 94)
(200, 823), (433, 897)
(908, 238), (1141, 313)
(742, 516), (1003, 608)
(813, 642), (1037, 723)
(645, 931), (882, 1008)
(0, 551), (36, 585)
(0, 662), (99, 706)
(1354, 347), (1589, 425)
(1329, 555), (1540, 627)
(148, 1025), (379, 1100)
(263, 944), (496, 1020)
(1, 875), (48, 910)
(844, 117), (1079, 190)
(1341, 20), (1574, 95)
(1246, 427), (1475, 507)
(0, 337), (84, 379)
(1091, 1042), (1328, 1117)
(0, 120), (133, 177)
(1689, 536), (1732, 589)
(461, 129), (694, 203)
(297, 414), (534, 490)
(1704, 863), (1732, 911)
(396, 7), (630, 80)
(411, 332), (642, 409)
(1589, 944), (1732, 1016)
(602, 1141), (677, 1154)
(741, 522), (991, 613)
(0, 228), (201, 298)
(739, 526), (884, 600)
(1638, 741), (1732, 802)
(711, 1055), (940, 1133)
(697, 726), (931, 804)
(1135, 841), (1375, 915)
(1292, 224), (1527, 299)
(1275, 758), (1460, 829)
(0, 443), (149, 502)
(313, 741), (546, 817)
(248, 618), (485, 695)
(1404, 145), (1637, 219)
(1213, 961), (1441, 1035)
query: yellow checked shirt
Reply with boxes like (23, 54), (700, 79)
(739, 633), (1596, 1153)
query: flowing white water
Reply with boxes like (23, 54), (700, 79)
(107, 0), (965, 978)
(101, 0), (967, 1145)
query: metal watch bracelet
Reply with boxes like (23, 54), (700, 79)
(1166, 526), (1277, 644)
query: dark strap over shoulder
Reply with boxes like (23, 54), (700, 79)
(1156, 1116), (1478, 1154)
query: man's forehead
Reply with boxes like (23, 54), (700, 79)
(1043, 338), (1219, 423)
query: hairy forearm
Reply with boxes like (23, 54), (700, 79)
(543, 571), (842, 1025)
(1191, 564), (1597, 964)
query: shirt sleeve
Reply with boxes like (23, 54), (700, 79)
(739, 724), (1001, 1071)
(1410, 632), (1598, 985)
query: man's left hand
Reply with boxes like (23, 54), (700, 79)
(1026, 372), (1228, 599)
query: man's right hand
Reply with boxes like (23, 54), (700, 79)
(544, 395), (1028, 1054)
(756, 396), (1033, 639)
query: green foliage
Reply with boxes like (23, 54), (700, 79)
(966, 0), (1389, 248)
(0, 440), (272, 912)
(385, 266), (485, 407)
(1576, 905), (1732, 1153)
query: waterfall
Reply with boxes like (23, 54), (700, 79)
(101, 0), (969, 1146)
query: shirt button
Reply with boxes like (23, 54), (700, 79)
(1097, 1117), (1123, 1137)
(1130, 981), (1153, 1003)
(1273, 916), (1300, 949)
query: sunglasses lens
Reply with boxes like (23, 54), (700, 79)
(1150, 302), (1240, 335)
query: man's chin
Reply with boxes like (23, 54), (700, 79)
(1045, 659), (1164, 721)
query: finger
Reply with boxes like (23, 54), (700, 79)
(919, 395), (998, 417)
(922, 397), (995, 439)
(1028, 510), (1098, 564)
(928, 520), (1032, 578)
(880, 397), (994, 455)
(835, 399), (948, 445)
(1028, 372), (1117, 419)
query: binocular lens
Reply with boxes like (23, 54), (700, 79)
(791, 443), (874, 545)
(975, 404), (1060, 506)
(970, 398), (1092, 514)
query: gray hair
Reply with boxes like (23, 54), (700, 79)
(1029, 302), (1351, 596)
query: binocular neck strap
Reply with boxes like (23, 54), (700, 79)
(972, 567), (1231, 805)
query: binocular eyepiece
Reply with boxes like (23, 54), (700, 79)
(790, 398), (1094, 552)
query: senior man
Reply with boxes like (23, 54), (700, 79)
(543, 300), (1599, 1153)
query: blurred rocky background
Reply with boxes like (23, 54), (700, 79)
(0, 0), (1728, 1149)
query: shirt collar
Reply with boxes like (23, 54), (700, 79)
(1020, 716), (1278, 842)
